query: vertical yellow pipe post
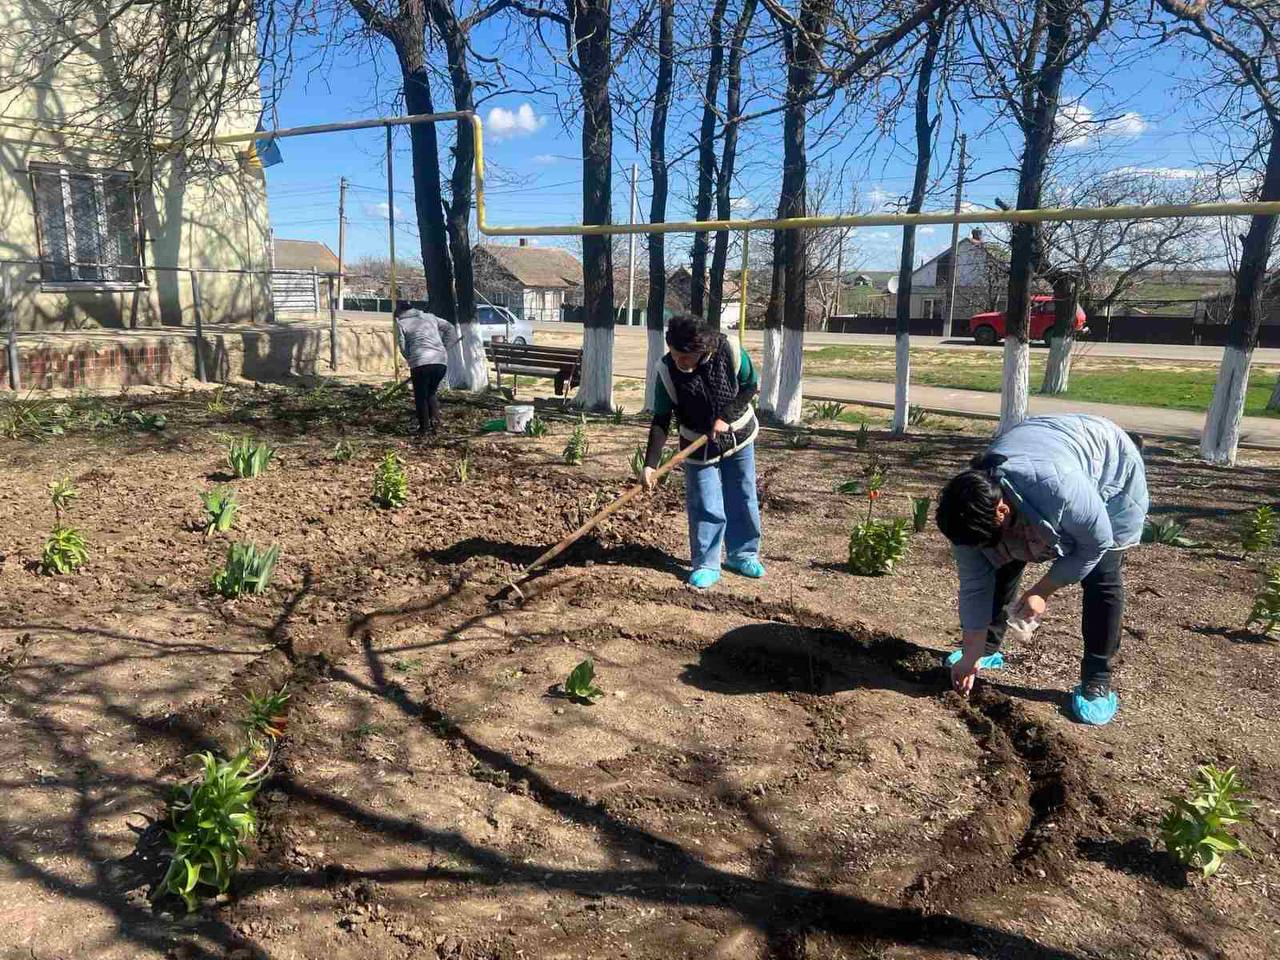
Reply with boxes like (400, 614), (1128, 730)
(737, 231), (750, 343)
(387, 125), (399, 378)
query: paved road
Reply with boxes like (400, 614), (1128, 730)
(531, 323), (1280, 449)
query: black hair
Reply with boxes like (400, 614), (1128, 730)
(935, 453), (1007, 547)
(666, 313), (720, 354)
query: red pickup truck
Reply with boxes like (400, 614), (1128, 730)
(969, 296), (1088, 346)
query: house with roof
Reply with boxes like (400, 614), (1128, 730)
(472, 242), (583, 323)
(0, 4), (271, 335)
(270, 238), (339, 315)
(906, 229), (1009, 321)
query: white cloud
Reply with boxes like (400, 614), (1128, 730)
(1109, 165), (1201, 180)
(487, 103), (547, 140)
(919, 226), (939, 236)
(531, 153), (560, 165)
(365, 201), (405, 219)
(730, 195), (754, 212)
(866, 187), (893, 210)
(1058, 103), (1149, 147)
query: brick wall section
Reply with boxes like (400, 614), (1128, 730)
(0, 341), (175, 390)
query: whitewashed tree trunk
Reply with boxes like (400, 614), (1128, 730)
(999, 337), (1030, 434)
(576, 325), (615, 411)
(1267, 373), (1280, 413)
(891, 332), (910, 433)
(1200, 345), (1253, 465)
(449, 322), (488, 391)
(774, 325), (805, 425)
(760, 325), (782, 415)
(644, 326), (665, 410)
(446, 339), (466, 389)
(1040, 333), (1074, 395)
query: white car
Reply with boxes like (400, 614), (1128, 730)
(476, 304), (533, 345)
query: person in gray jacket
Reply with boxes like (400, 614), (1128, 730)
(935, 415), (1149, 725)
(396, 306), (459, 435)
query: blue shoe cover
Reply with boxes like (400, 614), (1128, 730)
(725, 556), (766, 579)
(1070, 686), (1118, 725)
(688, 568), (721, 589)
(944, 649), (1005, 670)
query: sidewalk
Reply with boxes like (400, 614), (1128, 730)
(804, 378), (1280, 449)
(561, 324), (1280, 449)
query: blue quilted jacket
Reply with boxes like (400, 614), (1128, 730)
(954, 415), (1149, 631)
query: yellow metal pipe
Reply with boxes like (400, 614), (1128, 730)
(738, 232), (749, 342)
(191, 111), (1280, 235)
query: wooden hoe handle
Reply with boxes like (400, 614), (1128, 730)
(512, 433), (709, 585)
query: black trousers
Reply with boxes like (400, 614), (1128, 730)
(987, 550), (1126, 687)
(410, 363), (447, 432)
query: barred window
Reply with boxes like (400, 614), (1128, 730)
(30, 163), (143, 284)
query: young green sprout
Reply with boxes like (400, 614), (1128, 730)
(372, 451), (408, 508)
(910, 495), (932, 534)
(212, 542), (281, 598)
(48, 477), (77, 524)
(855, 422), (870, 451)
(1240, 505), (1276, 559)
(562, 416), (590, 465)
(200, 487), (239, 537)
(161, 751), (265, 912)
(563, 658), (604, 702)
(1142, 518), (1198, 548)
(227, 436), (276, 478)
(1160, 765), (1252, 878)
(524, 415), (550, 438)
(631, 445), (674, 484)
(243, 684), (290, 743)
(611, 405), (626, 424)
(1247, 566), (1280, 637)
(41, 526), (88, 575)
(454, 451), (472, 485)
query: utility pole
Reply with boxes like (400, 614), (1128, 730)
(336, 177), (347, 311)
(626, 163), (638, 326)
(942, 134), (967, 340)
(832, 229), (845, 322)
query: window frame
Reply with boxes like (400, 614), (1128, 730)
(28, 162), (147, 290)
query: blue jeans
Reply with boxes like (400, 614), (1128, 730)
(684, 441), (762, 571)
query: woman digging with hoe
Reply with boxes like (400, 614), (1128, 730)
(396, 304), (459, 437)
(641, 314), (764, 590)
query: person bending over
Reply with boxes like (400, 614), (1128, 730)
(935, 414), (1148, 725)
(642, 314), (763, 590)
(396, 305), (459, 436)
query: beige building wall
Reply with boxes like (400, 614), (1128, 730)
(0, 3), (271, 332)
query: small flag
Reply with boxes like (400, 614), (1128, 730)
(245, 121), (283, 169)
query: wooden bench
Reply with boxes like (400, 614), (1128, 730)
(486, 340), (583, 398)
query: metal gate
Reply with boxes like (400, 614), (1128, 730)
(270, 270), (319, 314)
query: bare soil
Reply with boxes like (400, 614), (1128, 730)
(0, 380), (1278, 960)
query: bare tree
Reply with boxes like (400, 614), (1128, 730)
(967, 0), (1114, 432)
(645, 0), (675, 410)
(761, 0), (947, 425)
(1155, 0), (1280, 461)
(349, 0), (456, 324)
(892, 0), (950, 434)
(689, 0), (731, 318)
(426, 0), (515, 391)
(1037, 169), (1216, 393)
(515, 0), (631, 410)
(707, 0), (761, 325)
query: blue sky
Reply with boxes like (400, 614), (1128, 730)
(262, 16), (1219, 272)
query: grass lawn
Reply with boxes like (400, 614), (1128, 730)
(804, 345), (1280, 418)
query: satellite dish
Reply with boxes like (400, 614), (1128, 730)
(887, 275), (900, 295)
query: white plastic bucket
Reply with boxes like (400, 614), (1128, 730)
(505, 404), (535, 433)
